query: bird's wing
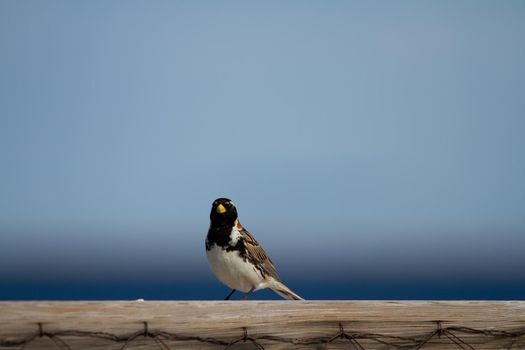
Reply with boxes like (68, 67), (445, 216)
(240, 227), (281, 281)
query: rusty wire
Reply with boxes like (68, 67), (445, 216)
(1, 320), (524, 349)
(323, 323), (365, 350)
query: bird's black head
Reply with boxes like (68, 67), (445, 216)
(210, 198), (238, 226)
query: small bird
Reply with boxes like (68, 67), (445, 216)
(205, 198), (304, 300)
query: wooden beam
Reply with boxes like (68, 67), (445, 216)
(1, 301), (524, 349)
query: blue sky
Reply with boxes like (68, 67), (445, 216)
(0, 1), (524, 299)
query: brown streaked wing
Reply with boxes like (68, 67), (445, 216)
(240, 227), (281, 281)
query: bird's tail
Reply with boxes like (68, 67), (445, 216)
(269, 280), (304, 300)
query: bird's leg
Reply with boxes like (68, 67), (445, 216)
(241, 287), (255, 301)
(224, 289), (236, 300)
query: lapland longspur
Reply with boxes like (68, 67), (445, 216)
(205, 198), (303, 300)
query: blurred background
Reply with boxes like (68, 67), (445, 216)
(1, 1), (524, 300)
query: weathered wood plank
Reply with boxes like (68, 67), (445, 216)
(1, 301), (524, 349)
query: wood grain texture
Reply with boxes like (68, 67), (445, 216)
(1, 301), (524, 349)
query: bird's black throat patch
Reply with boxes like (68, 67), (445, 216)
(206, 224), (236, 250)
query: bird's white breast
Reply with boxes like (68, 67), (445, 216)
(206, 244), (266, 293)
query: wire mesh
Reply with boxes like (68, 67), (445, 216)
(1, 320), (524, 349)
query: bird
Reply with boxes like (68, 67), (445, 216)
(205, 198), (304, 300)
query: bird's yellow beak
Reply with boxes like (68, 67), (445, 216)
(216, 204), (227, 214)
